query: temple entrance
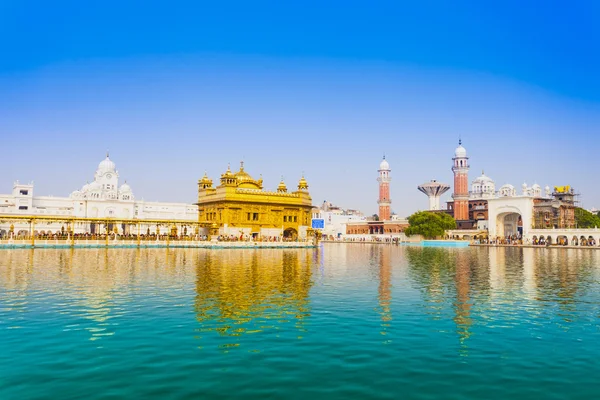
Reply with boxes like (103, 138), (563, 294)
(283, 228), (298, 240)
(496, 212), (522, 237)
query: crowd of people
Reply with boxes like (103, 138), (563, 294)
(476, 235), (600, 247)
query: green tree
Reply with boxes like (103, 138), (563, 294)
(371, 214), (380, 221)
(575, 207), (600, 228)
(404, 211), (456, 239)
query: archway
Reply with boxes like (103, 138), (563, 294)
(588, 236), (596, 246)
(580, 235), (587, 246)
(496, 212), (522, 238)
(546, 236), (552, 245)
(557, 235), (568, 246)
(283, 228), (298, 241)
(572, 236), (579, 246)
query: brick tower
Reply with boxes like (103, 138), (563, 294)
(378, 156), (391, 221)
(452, 140), (470, 221)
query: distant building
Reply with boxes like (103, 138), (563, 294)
(197, 162), (313, 240)
(340, 156), (408, 239)
(488, 185), (577, 239)
(311, 201), (366, 239)
(0, 154), (197, 237)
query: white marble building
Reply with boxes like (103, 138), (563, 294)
(311, 201), (366, 239)
(0, 154), (198, 237)
(469, 171), (496, 200)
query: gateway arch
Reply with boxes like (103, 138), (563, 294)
(487, 196), (535, 239)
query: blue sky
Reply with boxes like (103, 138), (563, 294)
(1, 1), (599, 216)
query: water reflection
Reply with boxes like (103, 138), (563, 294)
(405, 246), (600, 347)
(1, 245), (599, 353)
(378, 247), (392, 337)
(193, 249), (313, 346)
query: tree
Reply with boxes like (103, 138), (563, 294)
(404, 211), (456, 239)
(371, 214), (380, 221)
(575, 207), (600, 228)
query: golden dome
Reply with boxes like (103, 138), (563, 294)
(234, 161), (254, 182)
(221, 163), (234, 178)
(277, 177), (288, 193)
(297, 174), (309, 191)
(199, 172), (213, 188)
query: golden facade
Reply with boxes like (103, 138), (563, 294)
(197, 162), (313, 239)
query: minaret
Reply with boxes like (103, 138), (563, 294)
(452, 140), (470, 221)
(378, 155), (391, 221)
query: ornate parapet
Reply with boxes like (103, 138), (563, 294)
(235, 188), (301, 198)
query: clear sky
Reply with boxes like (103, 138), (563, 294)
(1, 1), (599, 216)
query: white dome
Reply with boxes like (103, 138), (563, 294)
(98, 155), (116, 174)
(379, 157), (390, 170)
(89, 181), (102, 191)
(455, 144), (467, 158)
(531, 183), (541, 190)
(81, 183), (90, 192)
(120, 182), (132, 192)
(473, 172), (493, 185)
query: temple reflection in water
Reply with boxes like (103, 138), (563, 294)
(193, 249), (313, 341)
(1, 245), (599, 352)
(0, 248), (315, 345)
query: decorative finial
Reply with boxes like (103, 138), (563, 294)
(482, 169), (484, 175)
(240, 160), (244, 170)
(458, 137), (462, 146)
(383, 153), (386, 160)
(281, 175), (284, 181)
(106, 150), (109, 158)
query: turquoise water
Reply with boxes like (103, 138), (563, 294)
(1, 245), (599, 399)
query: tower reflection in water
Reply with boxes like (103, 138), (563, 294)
(405, 247), (473, 347)
(377, 246), (392, 338)
(405, 245), (600, 351)
(193, 249), (313, 346)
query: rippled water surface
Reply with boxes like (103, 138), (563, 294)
(1, 244), (600, 399)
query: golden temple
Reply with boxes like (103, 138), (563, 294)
(197, 162), (313, 240)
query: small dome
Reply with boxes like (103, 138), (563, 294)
(379, 156), (390, 171)
(531, 183), (541, 190)
(98, 154), (116, 174)
(473, 172), (493, 184)
(89, 181), (102, 191)
(221, 163), (234, 178)
(297, 175), (309, 191)
(455, 144), (467, 158)
(81, 182), (91, 192)
(120, 182), (132, 192)
(277, 178), (288, 193)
